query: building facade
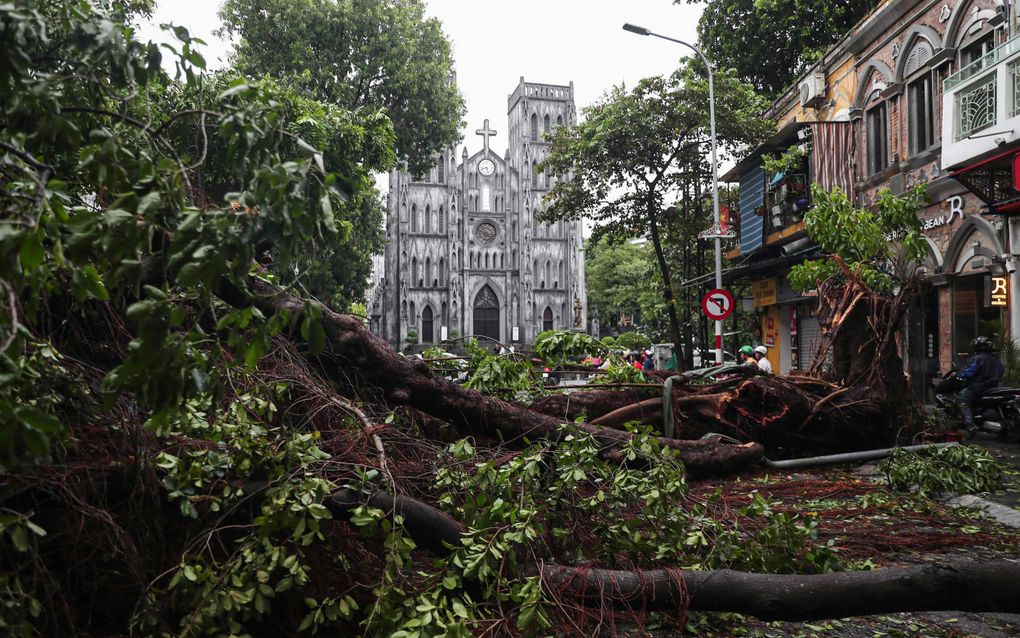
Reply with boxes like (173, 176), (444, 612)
(718, 0), (1016, 400)
(369, 78), (587, 348)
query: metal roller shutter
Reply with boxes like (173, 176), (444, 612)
(798, 314), (825, 370)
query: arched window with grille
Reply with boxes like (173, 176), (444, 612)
(411, 257), (419, 286)
(438, 258), (445, 286)
(421, 306), (434, 343)
(543, 307), (553, 332)
(411, 204), (418, 232)
(437, 206), (445, 234)
(530, 113), (538, 141)
(424, 205), (432, 234)
(425, 258), (433, 287)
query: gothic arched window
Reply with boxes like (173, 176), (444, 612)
(437, 206), (445, 234)
(543, 114), (550, 138)
(482, 184), (491, 212)
(437, 157), (445, 184)
(556, 114), (563, 128)
(543, 307), (553, 332)
(532, 162), (538, 188)
(411, 257), (419, 286)
(411, 204), (418, 232)
(439, 258), (445, 286)
(425, 257), (433, 287)
(424, 205), (432, 234)
(421, 306), (434, 343)
(530, 113), (538, 141)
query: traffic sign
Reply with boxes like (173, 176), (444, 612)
(701, 288), (734, 321)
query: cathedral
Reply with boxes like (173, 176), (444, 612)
(368, 78), (587, 348)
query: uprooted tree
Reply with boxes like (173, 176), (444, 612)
(1, 3), (1016, 637)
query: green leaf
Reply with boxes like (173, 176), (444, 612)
(18, 236), (44, 271)
(15, 406), (61, 433)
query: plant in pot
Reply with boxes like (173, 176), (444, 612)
(406, 329), (419, 345)
(763, 146), (807, 190)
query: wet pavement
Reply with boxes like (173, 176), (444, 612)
(681, 436), (1020, 638)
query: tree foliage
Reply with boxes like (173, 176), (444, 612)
(585, 241), (667, 336)
(219, 0), (465, 175)
(682, 0), (883, 99)
(541, 63), (769, 355)
(788, 185), (928, 293)
(0, 1), (392, 632)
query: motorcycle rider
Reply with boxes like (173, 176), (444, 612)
(956, 336), (1005, 438)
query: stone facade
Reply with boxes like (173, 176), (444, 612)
(368, 78), (587, 348)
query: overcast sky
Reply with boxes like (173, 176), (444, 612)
(136, 0), (705, 155)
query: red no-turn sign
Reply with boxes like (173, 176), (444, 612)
(701, 288), (735, 321)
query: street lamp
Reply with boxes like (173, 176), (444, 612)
(623, 22), (725, 366)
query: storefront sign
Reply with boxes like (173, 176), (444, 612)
(752, 278), (778, 307)
(765, 317), (776, 347)
(991, 276), (1008, 307)
(920, 195), (965, 231)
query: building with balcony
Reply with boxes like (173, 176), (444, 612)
(715, 0), (1012, 398)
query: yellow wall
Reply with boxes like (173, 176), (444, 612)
(775, 55), (858, 127)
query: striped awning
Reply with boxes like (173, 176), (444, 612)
(809, 122), (855, 195)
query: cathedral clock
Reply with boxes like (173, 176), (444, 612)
(478, 158), (495, 176)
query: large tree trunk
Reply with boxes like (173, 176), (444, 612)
(336, 488), (1020, 622)
(540, 561), (1020, 620)
(528, 388), (656, 422)
(216, 278), (763, 477)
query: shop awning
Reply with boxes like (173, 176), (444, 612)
(679, 245), (820, 290)
(950, 146), (1020, 214)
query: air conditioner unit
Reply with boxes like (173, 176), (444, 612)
(798, 72), (827, 108)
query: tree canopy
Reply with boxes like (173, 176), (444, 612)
(788, 185), (928, 293)
(681, 0), (883, 99)
(585, 241), (666, 338)
(541, 64), (769, 356)
(219, 0), (465, 175)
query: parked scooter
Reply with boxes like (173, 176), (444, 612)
(934, 369), (1020, 442)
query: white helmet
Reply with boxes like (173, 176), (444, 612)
(754, 345), (768, 356)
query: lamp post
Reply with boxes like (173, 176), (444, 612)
(623, 23), (725, 365)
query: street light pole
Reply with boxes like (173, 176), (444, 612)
(623, 23), (724, 365)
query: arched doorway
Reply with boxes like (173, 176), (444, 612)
(542, 307), (553, 332)
(473, 285), (500, 341)
(421, 306), (434, 344)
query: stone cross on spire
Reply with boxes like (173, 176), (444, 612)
(475, 119), (497, 155)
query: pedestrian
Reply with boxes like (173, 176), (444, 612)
(753, 345), (772, 374)
(739, 345), (755, 367)
(631, 354), (643, 371)
(643, 349), (655, 371)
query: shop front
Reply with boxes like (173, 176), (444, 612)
(750, 275), (823, 375)
(939, 214), (1008, 370)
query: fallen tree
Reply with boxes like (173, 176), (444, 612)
(2, 5), (1012, 637)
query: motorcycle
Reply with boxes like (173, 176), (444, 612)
(934, 369), (1020, 443)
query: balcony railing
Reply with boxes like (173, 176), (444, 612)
(942, 34), (1020, 170)
(956, 73), (997, 140)
(945, 34), (1020, 90)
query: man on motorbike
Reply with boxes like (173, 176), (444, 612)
(955, 336), (1005, 438)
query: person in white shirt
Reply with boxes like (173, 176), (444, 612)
(753, 345), (773, 374)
